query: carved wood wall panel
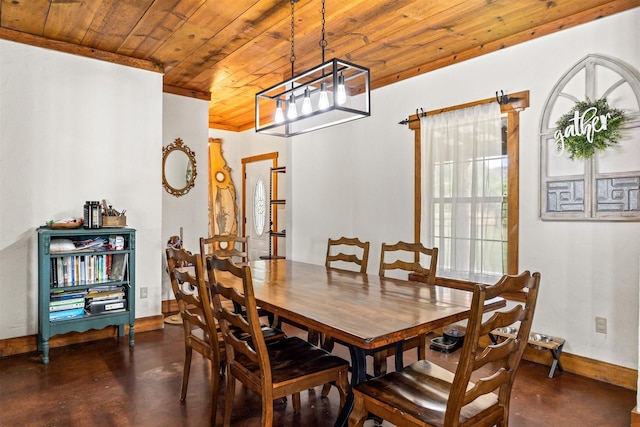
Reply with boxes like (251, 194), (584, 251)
(208, 138), (238, 236)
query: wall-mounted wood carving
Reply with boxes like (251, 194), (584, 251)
(208, 138), (238, 236)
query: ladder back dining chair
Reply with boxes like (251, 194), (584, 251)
(317, 236), (370, 350)
(166, 247), (224, 427)
(348, 270), (541, 427)
(206, 255), (351, 427)
(375, 241), (439, 375)
(315, 236), (371, 395)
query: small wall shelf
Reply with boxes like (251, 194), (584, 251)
(261, 166), (286, 259)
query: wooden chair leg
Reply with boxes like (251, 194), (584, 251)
(348, 393), (368, 427)
(373, 350), (387, 377)
(321, 383), (332, 397)
(292, 392), (301, 412)
(336, 370), (349, 409)
(208, 362), (220, 427)
(180, 346), (193, 401)
(262, 391), (275, 426)
(418, 334), (427, 360)
(320, 334), (335, 397)
(307, 329), (320, 346)
(223, 375), (235, 427)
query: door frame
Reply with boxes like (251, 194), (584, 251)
(241, 152), (279, 254)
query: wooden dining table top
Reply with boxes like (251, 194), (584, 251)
(213, 259), (506, 351)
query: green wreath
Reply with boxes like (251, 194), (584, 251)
(554, 97), (625, 159)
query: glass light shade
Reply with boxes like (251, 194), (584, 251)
(286, 94), (298, 120)
(256, 58), (370, 137)
(274, 99), (284, 123)
(318, 82), (330, 110)
(336, 74), (347, 105)
(301, 87), (313, 115)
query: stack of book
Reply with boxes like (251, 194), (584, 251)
(50, 290), (87, 321)
(85, 286), (126, 315)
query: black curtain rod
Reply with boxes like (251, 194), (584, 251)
(398, 90), (520, 125)
(398, 108), (425, 125)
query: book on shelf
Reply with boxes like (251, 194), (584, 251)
(50, 254), (119, 287)
(49, 307), (85, 321)
(109, 253), (128, 281)
(85, 288), (125, 302)
(51, 290), (87, 300)
(50, 301), (85, 312)
(86, 299), (127, 315)
(50, 296), (85, 306)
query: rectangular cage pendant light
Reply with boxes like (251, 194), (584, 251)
(255, 58), (370, 137)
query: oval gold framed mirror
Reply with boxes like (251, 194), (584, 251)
(162, 138), (197, 197)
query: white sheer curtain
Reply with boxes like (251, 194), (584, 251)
(420, 102), (505, 282)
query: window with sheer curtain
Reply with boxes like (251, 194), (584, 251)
(420, 102), (506, 282)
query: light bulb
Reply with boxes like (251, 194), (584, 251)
(318, 82), (330, 110)
(274, 99), (284, 123)
(287, 94), (298, 120)
(337, 73), (346, 105)
(301, 87), (312, 115)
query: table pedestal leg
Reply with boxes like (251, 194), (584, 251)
(334, 346), (366, 427)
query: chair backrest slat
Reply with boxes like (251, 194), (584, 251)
(200, 235), (249, 267)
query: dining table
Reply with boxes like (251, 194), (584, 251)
(215, 258), (506, 427)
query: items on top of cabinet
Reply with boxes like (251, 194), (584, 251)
(46, 217), (84, 229)
(84, 199), (128, 228)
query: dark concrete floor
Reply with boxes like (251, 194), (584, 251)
(0, 323), (635, 426)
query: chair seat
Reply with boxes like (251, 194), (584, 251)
(232, 325), (285, 342)
(353, 360), (498, 427)
(232, 336), (350, 384)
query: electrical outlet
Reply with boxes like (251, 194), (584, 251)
(595, 316), (607, 334)
(140, 287), (148, 299)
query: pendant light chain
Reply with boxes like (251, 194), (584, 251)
(255, 0), (370, 136)
(320, 0), (327, 63)
(290, 0), (296, 78)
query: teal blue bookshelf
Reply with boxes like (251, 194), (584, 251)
(37, 226), (136, 363)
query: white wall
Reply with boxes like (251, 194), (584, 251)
(0, 40), (163, 339)
(161, 93), (210, 300)
(220, 9), (640, 370)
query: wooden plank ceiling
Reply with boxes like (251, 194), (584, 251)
(0, 0), (637, 131)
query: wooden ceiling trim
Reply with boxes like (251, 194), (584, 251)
(163, 84), (211, 101)
(0, 27), (163, 73)
(372, 0), (637, 90)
